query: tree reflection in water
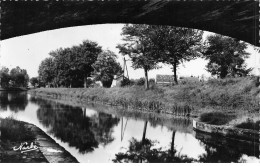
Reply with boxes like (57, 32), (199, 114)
(196, 131), (260, 163)
(113, 121), (195, 163)
(0, 91), (28, 112)
(30, 97), (120, 154)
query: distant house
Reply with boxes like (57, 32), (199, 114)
(179, 76), (200, 84)
(87, 76), (102, 87)
(156, 74), (175, 85)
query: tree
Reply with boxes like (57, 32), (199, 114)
(203, 35), (251, 78)
(148, 26), (203, 84)
(9, 66), (29, 87)
(92, 50), (123, 88)
(38, 57), (55, 87)
(49, 48), (74, 87)
(70, 40), (102, 88)
(30, 77), (39, 88)
(0, 67), (10, 88)
(47, 40), (102, 88)
(117, 24), (159, 90)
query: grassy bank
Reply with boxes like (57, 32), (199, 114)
(29, 77), (260, 126)
(1, 117), (35, 142)
(0, 117), (48, 163)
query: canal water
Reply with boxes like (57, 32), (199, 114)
(0, 91), (259, 163)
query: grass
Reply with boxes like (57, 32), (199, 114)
(29, 76), (260, 124)
(0, 117), (35, 142)
(30, 85), (192, 116)
(166, 76), (260, 111)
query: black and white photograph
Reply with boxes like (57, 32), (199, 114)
(0, 0), (259, 163)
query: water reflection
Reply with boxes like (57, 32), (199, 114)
(195, 131), (260, 163)
(30, 97), (120, 153)
(0, 91), (28, 112)
(113, 124), (195, 163)
(0, 92), (259, 163)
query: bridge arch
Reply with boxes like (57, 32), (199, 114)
(1, 0), (259, 46)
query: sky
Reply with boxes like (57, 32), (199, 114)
(0, 24), (259, 80)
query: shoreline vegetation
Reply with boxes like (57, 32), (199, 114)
(29, 76), (260, 130)
(0, 87), (28, 91)
(0, 117), (78, 163)
(0, 118), (47, 163)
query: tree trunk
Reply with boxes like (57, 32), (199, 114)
(144, 68), (149, 90)
(170, 130), (176, 155)
(82, 108), (86, 117)
(84, 77), (87, 88)
(102, 79), (113, 88)
(172, 60), (178, 85)
(142, 121), (148, 144)
(220, 69), (228, 79)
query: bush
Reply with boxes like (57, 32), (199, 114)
(199, 112), (234, 125)
(235, 119), (260, 131)
(1, 117), (35, 142)
(148, 78), (155, 84)
(148, 78), (156, 89)
(135, 78), (145, 86)
(120, 78), (135, 87)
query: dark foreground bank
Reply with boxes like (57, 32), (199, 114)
(0, 87), (28, 91)
(0, 118), (78, 163)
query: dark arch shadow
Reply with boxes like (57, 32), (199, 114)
(1, 0), (259, 46)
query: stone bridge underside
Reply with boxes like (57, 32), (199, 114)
(1, 0), (259, 46)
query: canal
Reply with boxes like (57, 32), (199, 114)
(0, 91), (259, 163)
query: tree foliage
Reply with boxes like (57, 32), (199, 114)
(38, 40), (102, 88)
(117, 24), (203, 86)
(0, 66), (29, 88)
(38, 57), (55, 87)
(10, 67), (29, 87)
(0, 67), (10, 88)
(117, 24), (160, 90)
(30, 77), (39, 88)
(148, 26), (203, 84)
(203, 35), (252, 78)
(92, 50), (123, 88)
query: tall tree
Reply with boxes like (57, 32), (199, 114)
(203, 35), (251, 78)
(92, 50), (123, 88)
(0, 67), (10, 88)
(71, 40), (102, 88)
(49, 48), (73, 87)
(9, 66), (29, 87)
(117, 24), (159, 90)
(38, 40), (102, 88)
(30, 77), (39, 88)
(149, 26), (203, 84)
(38, 57), (55, 87)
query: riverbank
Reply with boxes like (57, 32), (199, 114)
(0, 118), (78, 163)
(193, 119), (260, 143)
(29, 77), (260, 128)
(0, 87), (28, 91)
